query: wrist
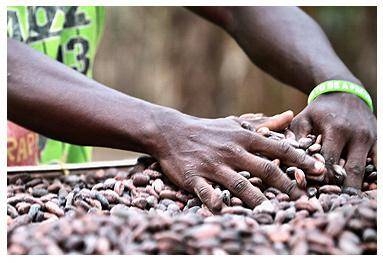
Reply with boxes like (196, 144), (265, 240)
(142, 106), (192, 159)
(308, 80), (373, 112)
(305, 66), (362, 95)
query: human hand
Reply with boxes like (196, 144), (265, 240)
(150, 110), (325, 212)
(238, 110), (295, 132)
(290, 92), (377, 189)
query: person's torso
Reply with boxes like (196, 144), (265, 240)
(7, 6), (105, 76)
(7, 6), (105, 166)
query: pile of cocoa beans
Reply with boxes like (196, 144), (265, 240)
(7, 131), (377, 255)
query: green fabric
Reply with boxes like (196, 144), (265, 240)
(308, 80), (374, 112)
(7, 6), (105, 164)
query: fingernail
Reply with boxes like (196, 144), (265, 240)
(314, 161), (325, 173)
(283, 110), (294, 116)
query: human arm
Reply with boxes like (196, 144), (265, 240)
(188, 6), (377, 189)
(7, 38), (325, 210)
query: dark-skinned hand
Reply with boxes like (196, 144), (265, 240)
(152, 110), (325, 212)
(290, 92), (377, 189)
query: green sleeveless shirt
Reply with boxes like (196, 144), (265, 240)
(7, 6), (105, 164)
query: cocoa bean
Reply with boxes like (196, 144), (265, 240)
(308, 143), (321, 153)
(257, 127), (270, 136)
(230, 197), (243, 206)
(286, 167), (296, 178)
(248, 177), (263, 188)
(333, 165), (347, 182)
(307, 187), (318, 197)
(298, 138), (313, 149)
(6, 141), (377, 255)
(294, 169), (307, 189)
(312, 153), (325, 163)
(238, 171), (250, 179)
(113, 181), (125, 196)
(221, 190), (231, 206)
(132, 173), (150, 187)
(45, 201), (64, 217)
(7, 204), (19, 218)
(319, 185), (342, 194)
(28, 204), (41, 221)
(31, 188), (49, 197)
(16, 202), (31, 214)
(152, 179), (164, 194)
(159, 190), (177, 201)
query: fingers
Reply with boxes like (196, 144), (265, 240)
(290, 114), (312, 140)
(192, 177), (223, 213)
(343, 141), (370, 189)
(321, 129), (347, 183)
(239, 110), (293, 132)
(248, 133), (325, 174)
(217, 166), (267, 209)
(256, 110), (294, 131)
(238, 152), (305, 200)
(239, 113), (265, 121)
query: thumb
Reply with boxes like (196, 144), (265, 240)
(258, 110), (294, 131)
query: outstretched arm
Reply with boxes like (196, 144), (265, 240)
(189, 6), (376, 190)
(8, 38), (324, 210)
(188, 6), (360, 94)
(8, 39), (167, 155)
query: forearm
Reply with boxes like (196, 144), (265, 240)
(191, 7), (361, 94)
(7, 38), (182, 156)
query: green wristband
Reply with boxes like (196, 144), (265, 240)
(308, 80), (374, 112)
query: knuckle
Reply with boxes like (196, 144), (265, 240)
(242, 132), (259, 149)
(196, 184), (211, 201)
(220, 143), (236, 154)
(240, 121), (254, 131)
(279, 141), (292, 155)
(183, 169), (199, 183)
(231, 177), (249, 194)
(282, 181), (296, 196)
(220, 142), (242, 157)
(261, 161), (278, 179)
(251, 194), (266, 207)
(198, 152), (218, 171)
(294, 151), (307, 166)
(184, 176), (197, 192)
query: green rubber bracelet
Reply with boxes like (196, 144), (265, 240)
(308, 80), (374, 112)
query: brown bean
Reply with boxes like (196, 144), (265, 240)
(159, 190), (177, 201)
(308, 143), (321, 153)
(298, 137), (313, 149)
(132, 173), (150, 187)
(16, 202), (31, 214)
(113, 181), (125, 196)
(6, 140), (377, 255)
(249, 177), (263, 188)
(319, 185), (342, 195)
(45, 201), (64, 217)
(294, 169), (307, 189)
